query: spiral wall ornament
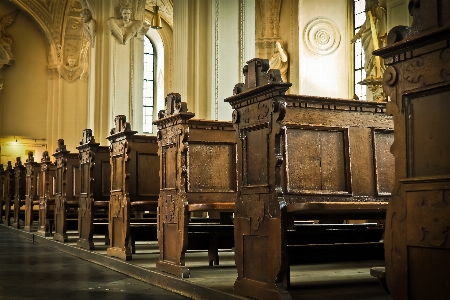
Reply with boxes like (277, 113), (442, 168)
(304, 17), (341, 56)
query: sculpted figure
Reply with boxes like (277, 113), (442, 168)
(269, 40), (289, 83)
(0, 10), (18, 64)
(59, 55), (83, 83)
(351, 0), (387, 80)
(81, 8), (96, 48)
(108, 4), (142, 45)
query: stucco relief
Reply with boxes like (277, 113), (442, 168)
(304, 17), (341, 56)
(0, 10), (18, 68)
(108, 3), (142, 45)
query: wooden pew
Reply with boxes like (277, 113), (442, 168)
(3, 161), (14, 226)
(153, 93), (236, 278)
(12, 157), (26, 229)
(37, 151), (56, 237)
(374, 2), (450, 299)
(0, 164), (4, 223)
(225, 58), (394, 300)
(77, 129), (111, 250)
(24, 152), (41, 232)
(53, 139), (80, 242)
(106, 115), (159, 260)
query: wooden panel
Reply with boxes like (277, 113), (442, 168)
(245, 129), (268, 186)
(163, 146), (176, 189)
(243, 235), (268, 283)
(163, 223), (179, 262)
(102, 161), (111, 197)
(188, 144), (235, 192)
(112, 156), (123, 191)
(349, 127), (375, 196)
(407, 91), (450, 177)
(286, 128), (347, 194)
(55, 168), (62, 194)
(137, 153), (159, 196)
(373, 130), (394, 196)
(408, 247), (450, 300)
(72, 166), (81, 197)
(406, 189), (450, 248)
(80, 163), (89, 194)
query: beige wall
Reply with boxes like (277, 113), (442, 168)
(0, 0), (48, 140)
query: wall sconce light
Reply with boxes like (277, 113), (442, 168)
(151, 2), (162, 29)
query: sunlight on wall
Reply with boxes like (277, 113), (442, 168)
(0, 137), (47, 166)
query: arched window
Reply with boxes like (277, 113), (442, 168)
(143, 36), (155, 133)
(354, 0), (366, 100)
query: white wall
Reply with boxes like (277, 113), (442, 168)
(299, 0), (351, 98)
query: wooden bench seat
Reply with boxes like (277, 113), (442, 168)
(225, 58), (395, 300)
(23, 152), (41, 232)
(12, 157), (26, 229)
(153, 93), (236, 278)
(2, 161), (14, 226)
(106, 116), (159, 260)
(36, 151), (56, 237)
(53, 139), (80, 242)
(76, 129), (111, 250)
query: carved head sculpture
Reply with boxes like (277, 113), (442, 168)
(0, 164), (3, 172)
(66, 55), (76, 67)
(6, 161), (12, 170)
(80, 8), (92, 23)
(275, 40), (284, 52)
(26, 151), (34, 163)
(120, 4), (132, 24)
(15, 156), (22, 167)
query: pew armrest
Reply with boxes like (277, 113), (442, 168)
(188, 203), (235, 212)
(93, 201), (109, 208)
(287, 202), (388, 219)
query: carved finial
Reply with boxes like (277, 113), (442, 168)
(55, 139), (67, 153)
(233, 58), (284, 95)
(41, 151), (51, 162)
(110, 115), (133, 135)
(80, 129), (95, 145)
(158, 93), (188, 119)
(15, 157), (22, 167)
(0, 164), (4, 172)
(26, 151), (34, 163)
(6, 161), (12, 170)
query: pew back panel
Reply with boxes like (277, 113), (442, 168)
(37, 152), (56, 237)
(53, 139), (80, 242)
(2, 161), (14, 226)
(77, 129), (111, 250)
(13, 157), (26, 229)
(375, 4), (450, 298)
(24, 152), (41, 232)
(225, 58), (394, 300)
(106, 115), (159, 260)
(154, 93), (236, 277)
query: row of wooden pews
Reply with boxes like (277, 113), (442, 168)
(0, 58), (396, 300)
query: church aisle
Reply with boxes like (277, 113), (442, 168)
(0, 230), (190, 300)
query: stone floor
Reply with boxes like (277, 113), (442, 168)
(0, 225), (391, 300)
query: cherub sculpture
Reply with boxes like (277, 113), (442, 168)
(108, 4), (142, 45)
(59, 55), (83, 82)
